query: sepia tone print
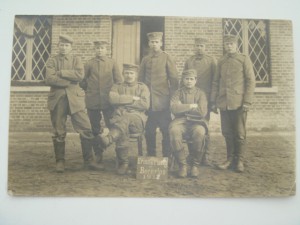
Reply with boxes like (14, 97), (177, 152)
(8, 15), (295, 197)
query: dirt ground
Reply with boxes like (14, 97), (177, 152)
(7, 131), (295, 198)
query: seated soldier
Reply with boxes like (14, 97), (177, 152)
(99, 63), (150, 175)
(169, 69), (208, 178)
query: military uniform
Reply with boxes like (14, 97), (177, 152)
(45, 34), (102, 172)
(99, 64), (150, 175)
(183, 37), (217, 165)
(169, 69), (208, 178)
(139, 32), (179, 157)
(211, 35), (255, 172)
(80, 43), (122, 166)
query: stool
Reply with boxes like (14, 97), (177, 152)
(129, 133), (144, 156)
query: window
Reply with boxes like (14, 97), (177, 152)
(223, 19), (270, 87)
(11, 16), (52, 83)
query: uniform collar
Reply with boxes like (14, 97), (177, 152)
(124, 81), (138, 87)
(150, 49), (162, 57)
(194, 54), (205, 60)
(227, 52), (239, 58)
(59, 54), (72, 60)
(95, 56), (108, 61)
(183, 86), (196, 94)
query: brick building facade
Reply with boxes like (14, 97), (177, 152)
(9, 15), (295, 132)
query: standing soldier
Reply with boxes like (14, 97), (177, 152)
(45, 34), (103, 172)
(211, 35), (255, 172)
(99, 64), (150, 175)
(183, 37), (217, 166)
(139, 32), (179, 158)
(80, 40), (123, 169)
(169, 69), (208, 178)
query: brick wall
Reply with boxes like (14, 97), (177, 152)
(248, 20), (295, 131)
(9, 90), (51, 132)
(51, 15), (112, 63)
(9, 16), (295, 132)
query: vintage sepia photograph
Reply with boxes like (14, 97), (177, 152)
(7, 14), (295, 198)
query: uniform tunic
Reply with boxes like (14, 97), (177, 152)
(80, 56), (122, 135)
(45, 54), (93, 141)
(184, 54), (217, 102)
(109, 81), (150, 148)
(210, 52), (255, 143)
(139, 49), (179, 156)
(169, 87), (208, 151)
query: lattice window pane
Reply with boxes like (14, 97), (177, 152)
(223, 19), (243, 53)
(223, 19), (270, 87)
(11, 16), (52, 82)
(32, 16), (52, 80)
(248, 20), (269, 85)
(11, 33), (27, 80)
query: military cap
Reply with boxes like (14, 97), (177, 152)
(123, 63), (139, 72)
(182, 69), (197, 78)
(59, 34), (73, 44)
(223, 35), (238, 43)
(195, 37), (208, 45)
(147, 32), (163, 40)
(93, 40), (109, 46)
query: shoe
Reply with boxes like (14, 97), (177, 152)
(190, 166), (199, 178)
(56, 160), (65, 173)
(117, 163), (128, 175)
(178, 165), (187, 178)
(217, 160), (232, 170)
(235, 160), (244, 173)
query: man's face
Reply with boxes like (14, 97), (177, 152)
(95, 45), (107, 57)
(58, 42), (72, 55)
(123, 70), (137, 84)
(183, 76), (197, 89)
(224, 41), (237, 54)
(148, 39), (162, 52)
(194, 43), (206, 55)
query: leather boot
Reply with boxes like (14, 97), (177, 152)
(201, 134), (212, 166)
(235, 141), (246, 173)
(92, 141), (105, 170)
(53, 139), (65, 173)
(190, 142), (205, 178)
(174, 150), (187, 178)
(217, 137), (234, 170)
(81, 137), (104, 171)
(115, 147), (129, 175)
(98, 128), (121, 148)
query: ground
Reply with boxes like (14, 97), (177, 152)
(7, 131), (295, 198)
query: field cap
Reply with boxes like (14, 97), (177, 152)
(59, 34), (73, 44)
(147, 32), (163, 40)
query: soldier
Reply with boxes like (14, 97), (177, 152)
(45, 34), (104, 172)
(183, 37), (217, 166)
(99, 64), (150, 175)
(139, 32), (179, 158)
(80, 40), (123, 170)
(210, 35), (255, 172)
(169, 69), (208, 178)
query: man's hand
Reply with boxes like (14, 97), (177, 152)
(133, 96), (140, 101)
(242, 104), (250, 112)
(189, 104), (198, 109)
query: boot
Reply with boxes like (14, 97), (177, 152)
(93, 141), (105, 170)
(190, 144), (204, 178)
(98, 128), (121, 148)
(53, 140), (65, 173)
(81, 137), (104, 171)
(174, 150), (187, 178)
(115, 147), (129, 175)
(235, 141), (246, 173)
(217, 138), (234, 170)
(201, 134), (212, 166)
